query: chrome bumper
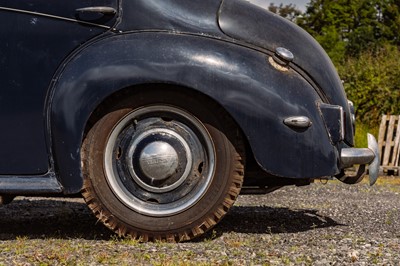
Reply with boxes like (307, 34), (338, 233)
(339, 133), (380, 185)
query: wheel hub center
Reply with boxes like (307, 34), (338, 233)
(139, 141), (179, 180)
(126, 127), (193, 193)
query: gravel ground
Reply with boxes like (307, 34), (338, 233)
(0, 177), (399, 265)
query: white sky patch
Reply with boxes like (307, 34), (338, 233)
(248, 0), (308, 11)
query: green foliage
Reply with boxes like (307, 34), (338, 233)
(292, 0), (400, 128)
(268, 3), (302, 22)
(354, 122), (379, 148)
(337, 45), (400, 127)
(298, 0), (400, 58)
(314, 26), (346, 63)
(270, 1), (400, 128)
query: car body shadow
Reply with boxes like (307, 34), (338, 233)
(0, 198), (113, 240)
(196, 205), (344, 241)
(222, 205), (342, 233)
(0, 198), (343, 241)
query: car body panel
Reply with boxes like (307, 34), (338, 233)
(50, 33), (338, 193)
(117, 0), (222, 36)
(0, 0), (370, 195)
(0, 1), (118, 174)
(218, 0), (354, 146)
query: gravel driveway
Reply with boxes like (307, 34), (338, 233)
(0, 177), (399, 265)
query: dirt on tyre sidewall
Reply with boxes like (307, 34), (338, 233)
(81, 89), (245, 242)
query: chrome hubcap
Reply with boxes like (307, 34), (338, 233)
(104, 105), (215, 217)
(127, 128), (193, 193)
(139, 141), (179, 180)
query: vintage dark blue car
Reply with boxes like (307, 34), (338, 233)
(0, 0), (379, 241)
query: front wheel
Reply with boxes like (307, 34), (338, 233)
(81, 91), (245, 241)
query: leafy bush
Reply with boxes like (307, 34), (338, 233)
(337, 44), (400, 128)
(275, 1), (399, 132)
(294, 0), (399, 128)
(354, 122), (379, 148)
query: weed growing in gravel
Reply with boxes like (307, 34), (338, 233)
(14, 236), (28, 256)
(280, 255), (291, 265)
(222, 233), (251, 248)
(385, 209), (397, 226)
(294, 254), (313, 265)
(368, 245), (384, 264)
(375, 177), (400, 193)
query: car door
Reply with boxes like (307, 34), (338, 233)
(0, 0), (118, 175)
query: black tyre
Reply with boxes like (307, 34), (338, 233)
(81, 90), (244, 241)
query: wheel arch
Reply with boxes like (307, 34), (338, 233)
(83, 84), (249, 175)
(84, 84), (245, 138)
(51, 80), (249, 194)
(49, 32), (337, 194)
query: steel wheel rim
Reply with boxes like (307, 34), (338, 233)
(104, 105), (216, 217)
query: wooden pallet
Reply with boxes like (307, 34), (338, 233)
(378, 115), (400, 176)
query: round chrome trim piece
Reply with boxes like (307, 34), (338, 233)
(275, 47), (294, 63)
(127, 128), (193, 193)
(139, 141), (179, 181)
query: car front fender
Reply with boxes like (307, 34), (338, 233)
(50, 32), (338, 193)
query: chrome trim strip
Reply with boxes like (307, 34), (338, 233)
(0, 7), (111, 29)
(339, 106), (345, 141)
(76, 6), (117, 15)
(0, 174), (62, 194)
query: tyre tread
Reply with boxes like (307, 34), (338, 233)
(81, 91), (245, 242)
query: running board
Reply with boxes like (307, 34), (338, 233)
(0, 174), (63, 194)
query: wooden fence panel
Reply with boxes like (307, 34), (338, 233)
(378, 115), (400, 175)
(394, 121), (400, 166)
